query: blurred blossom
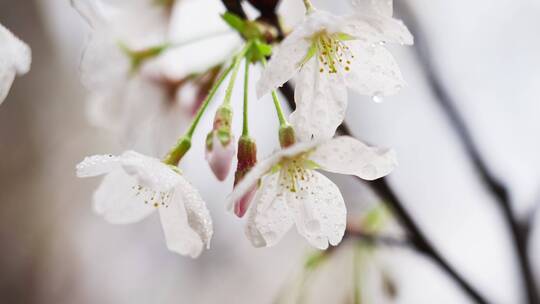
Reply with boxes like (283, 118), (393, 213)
(0, 23), (31, 105)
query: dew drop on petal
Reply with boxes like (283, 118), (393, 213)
(372, 92), (384, 103)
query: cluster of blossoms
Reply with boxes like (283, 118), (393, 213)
(0, 23), (31, 105)
(74, 0), (412, 257)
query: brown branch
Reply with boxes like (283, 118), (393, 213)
(394, 2), (538, 303)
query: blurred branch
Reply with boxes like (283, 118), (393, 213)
(278, 48), (490, 304)
(220, 1), (490, 303)
(395, 3), (538, 303)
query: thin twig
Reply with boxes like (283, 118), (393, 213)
(279, 82), (490, 304)
(395, 2), (538, 303)
(219, 0), (492, 303)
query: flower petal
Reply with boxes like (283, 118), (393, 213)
(93, 170), (156, 224)
(227, 154), (280, 211)
(256, 10), (339, 98)
(0, 23), (31, 74)
(340, 14), (413, 46)
(352, 0), (393, 17)
(310, 136), (397, 180)
(290, 59), (348, 141)
(343, 40), (405, 96)
(177, 177), (213, 250)
(0, 69), (15, 105)
(245, 174), (294, 247)
(0, 23), (31, 104)
(256, 32), (310, 99)
(119, 151), (182, 192)
(158, 192), (205, 258)
(228, 140), (320, 210)
(288, 171), (346, 249)
(76, 154), (121, 177)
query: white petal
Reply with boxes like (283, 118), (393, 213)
(0, 23), (31, 74)
(290, 59), (348, 141)
(245, 174), (294, 247)
(310, 136), (397, 180)
(340, 14), (413, 46)
(352, 0), (393, 17)
(228, 140), (320, 209)
(256, 10), (339, 98)
(344, 41), (405, 96)
(288, 171), (346, 249)
(158, 192), (205, 258)
(228, 154), (281, 210)
(76, 154), (121, 177)
(177, 177), (213, 250)
(119, 151), (182, 192)
(93, 170), (156, 224)
(0, 69), (15, 105)
(0, 23), (31, 104)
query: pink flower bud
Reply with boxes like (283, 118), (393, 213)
(206, 131), (235, 181)
(206, 105), (234, 181)
(233, 136), (258, 217)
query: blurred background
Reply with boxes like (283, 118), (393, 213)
(1, 0), (540, 303)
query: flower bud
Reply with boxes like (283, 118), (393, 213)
(233, 136), (258, 217)
(205, 105), (235, 181)
(279, 125), (296, 148)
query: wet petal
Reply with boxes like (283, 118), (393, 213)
(311, 136), (397, 180)
(76, 154), (121, 177)
(288, 171), (346, 249)
(245, 174), (294, 247)
(93, 170), (156, 224)
(158, 192), (205, 258)
(290, 59), (348, 141)
(177, 177), (213, 250)
(256, 10), (340, 98)
(352, 0), (393, 17)
(343, 40), (405, 96)
(120, 151), (182, 192)
(340, 14), (413, 46)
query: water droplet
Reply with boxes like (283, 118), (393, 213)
(372, 92), (384, 103)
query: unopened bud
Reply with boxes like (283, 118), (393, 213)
(205, 105), (235, 181)
(233, 136), (258, 217)
(279, 125), (296, 148)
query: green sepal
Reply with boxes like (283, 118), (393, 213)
(304, 251), (327, 270)
(299, 42), (318, 67)
(221, 12), (246, 34)
(303, 159), (320, 170)
(361, 205), (390, 234)
(270, 163), (282, 174)
(118, 42), (169, 71)
(335, 32), (356, 41)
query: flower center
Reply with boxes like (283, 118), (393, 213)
(132, 184), (172, 208)
(314, 31), (355, 74)
(277, 153), (315, 193)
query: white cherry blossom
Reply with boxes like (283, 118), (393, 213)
(257, 0), (412, 140)
(73, 0), (240, 149)
(0, 23), (31, 105)
(229, 136), (397, 249)
(76, 151), (213, 258)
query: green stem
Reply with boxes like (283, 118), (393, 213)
(260, 56), (288, 127)
(223, 46), (246, 106)
(162, 43), (251, 165)
(242, 59), (250, 136)
(302, 0), (315, 13)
